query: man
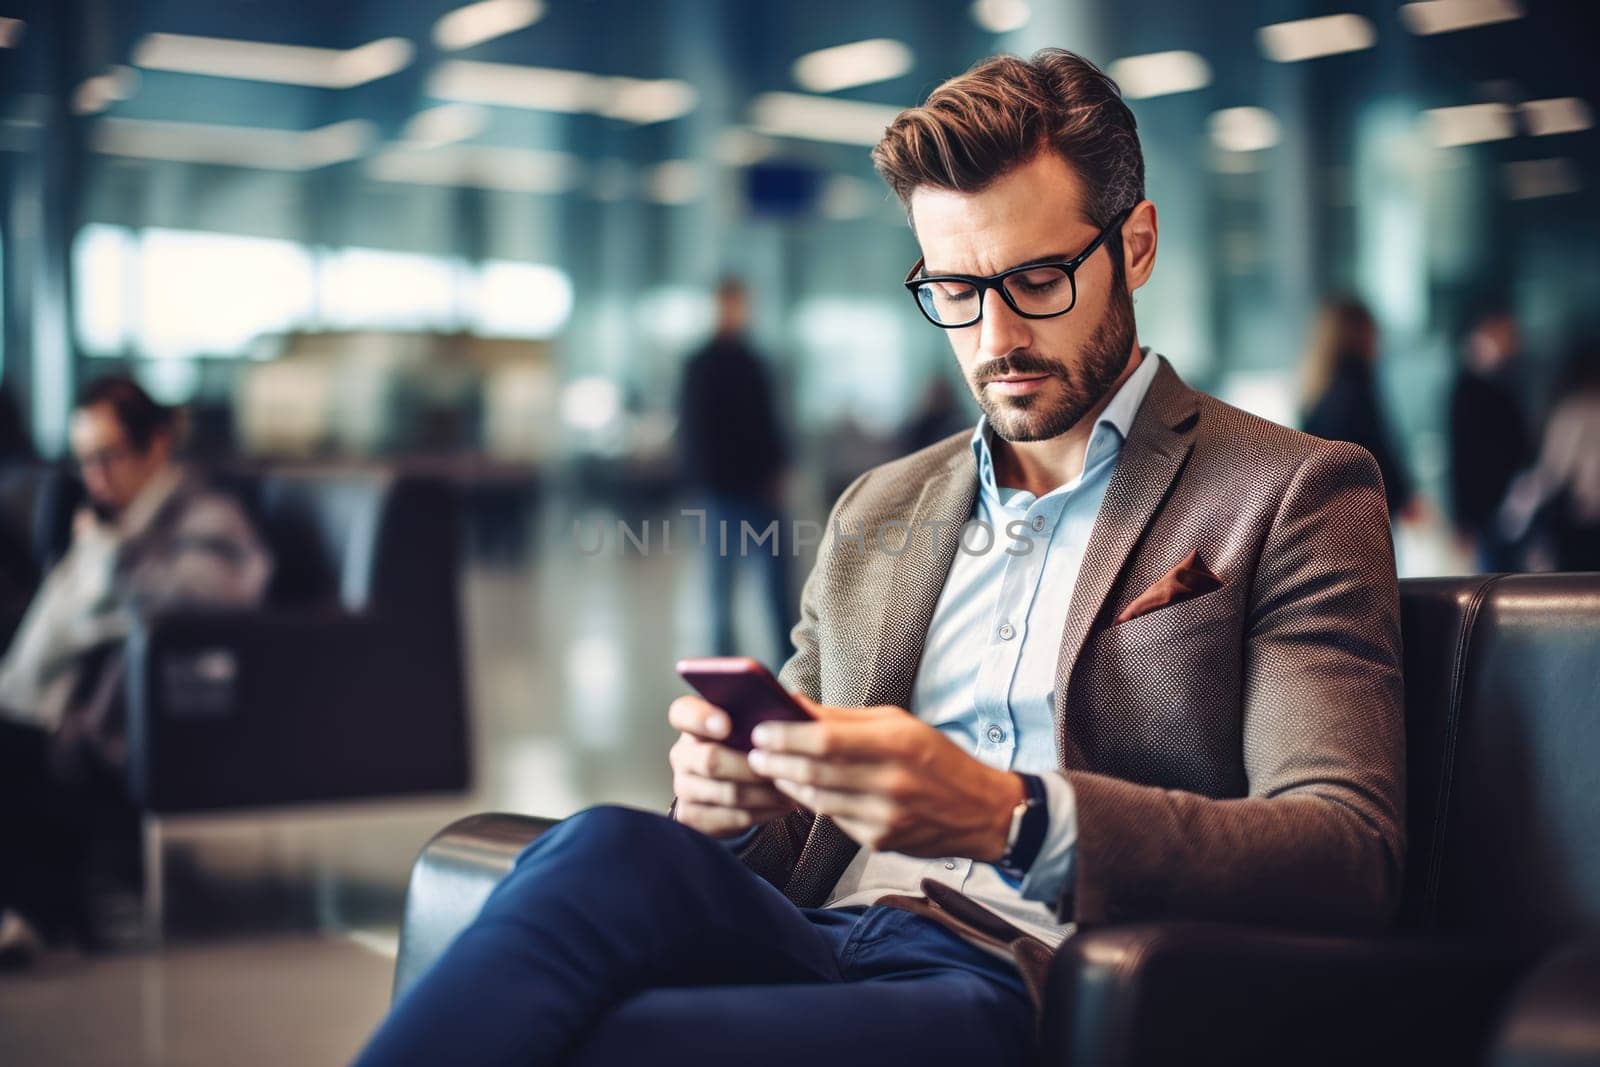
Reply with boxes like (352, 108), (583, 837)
(355, 50), (1403, 1066)
(1448, 307), (1533, 570)
(0, 376), (272, 952)
(678, 277), (794, 658)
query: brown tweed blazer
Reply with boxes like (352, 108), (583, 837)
(741, 353), (1406, 935)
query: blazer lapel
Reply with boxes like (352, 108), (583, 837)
(1052, 357), (1201, 764)
(860, 448), (979, 708)
(788, 445), (978, 907)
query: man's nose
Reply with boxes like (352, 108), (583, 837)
(974, 287), (1032, 363)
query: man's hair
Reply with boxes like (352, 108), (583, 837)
(872, 48), (1145, 259)
(75, 375), (176, 452)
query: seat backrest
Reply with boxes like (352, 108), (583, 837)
(257, 468), (392, 611)
(1398, 574), (1600, 945)
(0, 462), (79, 572)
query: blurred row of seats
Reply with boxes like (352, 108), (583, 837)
(0, 462), (471, 815)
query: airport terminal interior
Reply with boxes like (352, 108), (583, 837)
(0, 0), (1597, 1064)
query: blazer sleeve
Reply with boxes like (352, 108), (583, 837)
(1061, 441), (1407, 931)
(727, 469), (874, 889)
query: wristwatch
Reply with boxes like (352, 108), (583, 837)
(998, 773), (1048, 878)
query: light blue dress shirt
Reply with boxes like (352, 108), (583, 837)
(824, 348), (1161, 946)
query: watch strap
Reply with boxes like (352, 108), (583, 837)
(1000, 772), (1048, 876)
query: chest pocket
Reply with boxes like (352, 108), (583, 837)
(1068, 582), (1245, 795)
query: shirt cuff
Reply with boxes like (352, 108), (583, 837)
(1017, 771), (1078, 904)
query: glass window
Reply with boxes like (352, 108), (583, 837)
(73, 223), (136, 356)
(467, 259), (573, 339)
(318, 247), (465, 331)
(138, 228), (315, 359)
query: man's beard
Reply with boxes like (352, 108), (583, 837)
(971, 279), (1136, 444)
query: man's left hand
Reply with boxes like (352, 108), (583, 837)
(747, 696), (1024, 861)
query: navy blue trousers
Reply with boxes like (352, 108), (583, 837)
(353, 806), (1034, 1067)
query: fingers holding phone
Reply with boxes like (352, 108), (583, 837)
(667, 695), (795, 837)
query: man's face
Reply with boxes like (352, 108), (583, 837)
(909, 152), (1140, 444)
(69, 403), (168, 515)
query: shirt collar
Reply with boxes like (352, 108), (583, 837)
(969, 346), (1162, 504)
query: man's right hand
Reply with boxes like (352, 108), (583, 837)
(668, 695), (797, 838)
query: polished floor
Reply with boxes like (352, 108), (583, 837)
(0, 491), (1469, 1065)
(0, 935), (394, 1067)
(0, 494), (808, 1066)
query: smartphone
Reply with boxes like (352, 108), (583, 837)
(675, 656), (813, 752)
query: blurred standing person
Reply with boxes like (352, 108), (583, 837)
(1448, 309), (1533, 570)
(899, 374), (970, 455)
(1500, 338), (1600, 571)
(0, 376), (272, 956)
(678, 278), (793, 658)
(1300, 297), (1418, 524)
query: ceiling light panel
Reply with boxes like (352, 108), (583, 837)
(1522, 97), (1593, 137)
(367, 144), (578, 194)
(1425, 102), (1516, 146)
(402, 104), (489, 147)
(434, 0), (545, 51)
(748, 92), (904, 145)
(1107, 51), (1211, 99)
(1400, 0), (1523, 35)
(970, 0), (1031, 34)
(91, 117), (373, 170)
(1208, 107), (1281, 152)
(430, 60), (696, 124)
(1258, 14), (1376, 62)
(132, 33), (412, 89)
(792, 39), (913, 93)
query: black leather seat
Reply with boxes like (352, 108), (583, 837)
(127, 467), (471, 812)
(389, 574), (1600, 1063)
(0, 463), (76, 646)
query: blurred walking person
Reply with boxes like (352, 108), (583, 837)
(1300, 297), (1418, 524)
(678, 278), (793, 659)
(1448, 308), (1534, 570)
(1500, 338), (1600, 571)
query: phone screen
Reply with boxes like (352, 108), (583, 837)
(675, 657), (812, 751)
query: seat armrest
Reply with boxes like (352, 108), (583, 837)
(393, 813), (557, 1001)
(125, 608), (469, 811)
(1490, 938), (1600, 1067)
(1043, 922), (1536, 1067)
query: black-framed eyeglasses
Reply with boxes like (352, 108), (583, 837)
(902, 207), (1132, 329)
(73, 443), (135, 472)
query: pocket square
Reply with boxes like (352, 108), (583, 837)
(1114, 549), (1224, 625)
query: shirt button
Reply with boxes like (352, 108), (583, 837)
(1031, 515), (1046, 532)
(987, 725), (1006, 743)
(944, 860), (957, 870)
(998, 622), (1015, 641)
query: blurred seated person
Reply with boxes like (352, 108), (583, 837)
(0, 376), (272, 956)
(1300, 296), (1419, 525)
(1499, 337), (1600, 571)
(1448, 308), (1534, 570)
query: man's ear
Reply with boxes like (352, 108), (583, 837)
(1121, 198), (1159, 292)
